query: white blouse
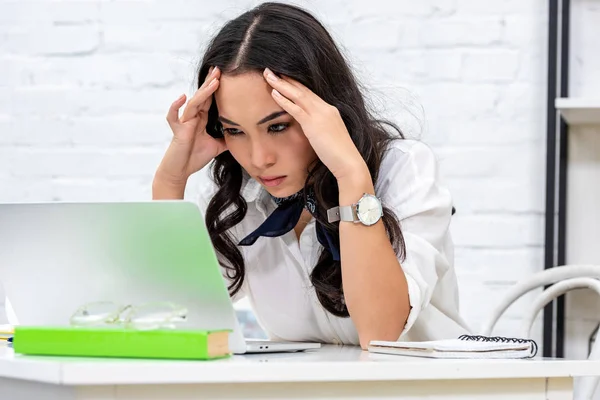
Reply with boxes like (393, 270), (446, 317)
(196, 139), (471, 345)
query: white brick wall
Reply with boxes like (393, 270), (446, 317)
(0, 0), (598, 361)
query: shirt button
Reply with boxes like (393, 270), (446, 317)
(332, 338), (341, 345)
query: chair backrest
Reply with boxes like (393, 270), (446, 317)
(480, 264), (600, 400)
(480, 264), (600, 336)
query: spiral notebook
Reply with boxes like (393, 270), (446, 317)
(368, 335), (538, 359)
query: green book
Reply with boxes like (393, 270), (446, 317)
(13, 326), (231, 360)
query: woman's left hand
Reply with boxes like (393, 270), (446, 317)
(263, 68), (368, 183)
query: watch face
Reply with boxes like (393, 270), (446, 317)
(357, 194), (382, 226)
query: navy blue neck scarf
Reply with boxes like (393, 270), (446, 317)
(238, 189), (341, 261)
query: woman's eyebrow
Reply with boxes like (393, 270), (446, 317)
(218, 111), (288, 127)
(218, 116), (240, 126)
(256, 111), (288, 125)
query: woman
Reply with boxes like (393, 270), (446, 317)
(153, 2), (470, 349)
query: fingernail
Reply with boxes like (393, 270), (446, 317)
(177, 94), (185, 101)
(265, 68), (277, 81)
(272, 89), (281, 97)
(211, 67), (219, 77)
(209, 78), (217, 87)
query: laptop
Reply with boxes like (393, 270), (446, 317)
(0, 201), (320, 354)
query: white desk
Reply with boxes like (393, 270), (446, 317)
(1, 344), (599, 400)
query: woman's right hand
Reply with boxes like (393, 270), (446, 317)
(153, 67), (226, 197)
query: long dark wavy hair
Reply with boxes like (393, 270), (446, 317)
(200, 2), (406, 317)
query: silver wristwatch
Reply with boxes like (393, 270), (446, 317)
(327, 193), (383, 226)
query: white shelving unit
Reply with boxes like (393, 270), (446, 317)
(555, 98), (600, 125)
(553, 94), (600, 359)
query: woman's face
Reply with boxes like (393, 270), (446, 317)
(214, 71), (318, 198)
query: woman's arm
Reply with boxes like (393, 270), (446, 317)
(261, 73), (451, 348)
(337, 166), (410, 350)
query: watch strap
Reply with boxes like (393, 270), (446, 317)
(327, 205), (358, 223)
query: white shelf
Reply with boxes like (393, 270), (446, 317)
(555, 98), (600, 125)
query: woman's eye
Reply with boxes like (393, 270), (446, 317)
(223, 128), (243, 136)
(268, 123), (289, 134)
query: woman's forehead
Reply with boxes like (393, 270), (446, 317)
(215, 72), (282, 124)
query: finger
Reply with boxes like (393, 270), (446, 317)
(201, 66), (219, 88)
(281, 75), (304, 90)
(264, 68), (311, 109)
(282, 74), (329, 108)
(198, 88), (215, 115)
(196, 78), (220, 115)
(180, 78), (219, 123)
(271, 89), (305, 121)
(184, 67), (220, 120)
(166, 94), (186, 128)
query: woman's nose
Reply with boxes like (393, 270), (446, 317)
(250, 139), (276, 170)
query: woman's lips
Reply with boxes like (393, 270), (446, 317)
(259, 176), (287, 187)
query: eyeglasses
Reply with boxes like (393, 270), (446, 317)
(70, 301), (188, 330)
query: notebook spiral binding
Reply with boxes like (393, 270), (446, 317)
(458, 334), (538, 357)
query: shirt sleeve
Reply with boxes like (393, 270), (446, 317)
(375, 140), (454, 339)
(194, 164), (248, 303)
